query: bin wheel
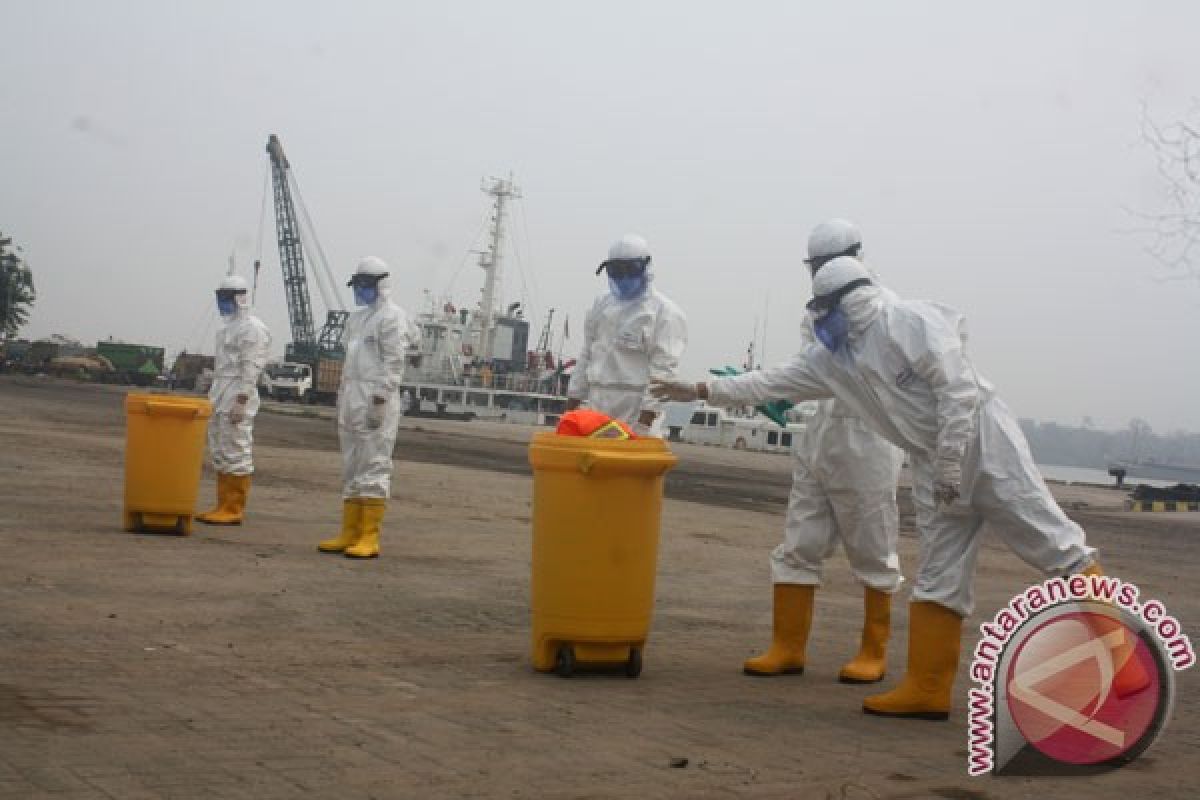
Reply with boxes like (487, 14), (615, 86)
(625, 648), (643, 679)
(555, 645), (575, 678)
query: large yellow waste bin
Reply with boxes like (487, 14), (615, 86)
(123, 393), (212, 535)
(528, 432), (678, 678)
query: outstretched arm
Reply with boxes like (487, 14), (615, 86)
(651, 344), (834, 406)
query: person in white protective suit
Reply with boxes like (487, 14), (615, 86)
(196, 274), (272, 525)
(565, 234), (688, 436)
(317, 256), (418, 559)
(742, 220), (906, 684)
(651, 257), (1104, 719)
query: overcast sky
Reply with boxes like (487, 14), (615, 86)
(3, 1), (1199, 432)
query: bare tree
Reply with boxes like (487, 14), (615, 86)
(1137, 102), (1200, 281)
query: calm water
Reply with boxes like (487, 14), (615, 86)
(1036, 463), (1175, 488)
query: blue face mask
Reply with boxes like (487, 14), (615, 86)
(813, 307), (850, 352)
(217, 297), (237, 316)
(354, 285), (379, 306)
(609, 274), (648, 301)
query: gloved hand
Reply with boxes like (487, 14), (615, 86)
(366, 396), (386, 430)
(649, 380), (700, 402)
(933, 459), (963, 508)
(634, 410), (657, 438)
(229, 395), (248, 425)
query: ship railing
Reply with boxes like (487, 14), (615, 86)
(407, 369), (564, 397)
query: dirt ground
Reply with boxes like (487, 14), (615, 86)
(0, 376), (1196, 800)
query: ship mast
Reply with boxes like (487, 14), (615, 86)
(477, 176), (519, 361)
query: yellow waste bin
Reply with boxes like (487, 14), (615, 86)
(528, 432), (678, 678)
(123, 393), (213, 535)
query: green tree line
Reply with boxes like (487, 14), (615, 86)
(1019, 417), (1200, 469)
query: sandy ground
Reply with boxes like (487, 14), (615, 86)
(0, 376), (1196, 799)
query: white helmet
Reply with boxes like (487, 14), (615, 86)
(596, 233), (653, 276)
(217, 274), (249, 293)
(608, 233), (650, 261)
(805, 219), (862, 272)
(808, 256), (872, 312)
(355, 255), (389, 277)
(347, 255), (391, 289)
(215, 273), (250, 315)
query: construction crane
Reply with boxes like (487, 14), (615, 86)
(265, 134), (348, 365)
(535, 308), (555, 354)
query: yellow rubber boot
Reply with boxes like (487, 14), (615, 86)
(318, 500), (362, 553)
(863, 601), (962, 720)
(743, 584), (814, 676)
(197, 474), (248, 525)
(344, 498), (385, 559)
(196, 473), (230, 524)
(838, 587), (892, 684)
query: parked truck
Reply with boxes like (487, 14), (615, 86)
(679, 402), (812, 454)
(257, 357), (342, 404)
(25, 337), (87, 370)
(169, 352), (215, 390)
(314, 357), (342, 400)
(46, 354), (115, 380)
(0, 339), (32, 372)
(96, 341), (165, 387)
(1, 337), (86, 373)
(262, 361), (314, 402)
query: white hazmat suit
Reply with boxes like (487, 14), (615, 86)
(319, 257), (419, 560)
(567, 234), (688, 435)
(779, 272), (904, 590)
(338, 267), (417, 500)
(707, 265), (1095, 617)
(783, 384), (904, 588)
(741, 220), (904, 684)
(670, 256), (1098, 718)
(208, 307), (271, 475)
(197, 274), (271, 526)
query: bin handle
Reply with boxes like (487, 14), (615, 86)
(576, 450), (678, 477)
(144, 401), (200, 419)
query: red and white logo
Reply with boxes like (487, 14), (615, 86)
(1005, 610), (1162, 765)
(967, 575), (1191, 777)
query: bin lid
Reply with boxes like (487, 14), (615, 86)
(125, 392), (213, 419)
(529, 431), (678, 476)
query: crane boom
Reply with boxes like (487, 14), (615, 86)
(265, 134), (348, 363)
(266, 135), (316, 351)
